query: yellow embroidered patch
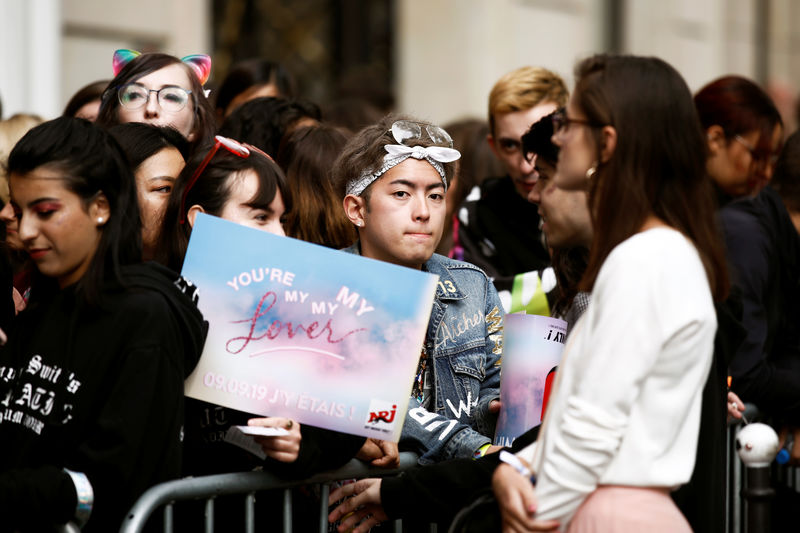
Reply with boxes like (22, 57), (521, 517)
(486, 306), (503, 361)
(486, 306), (502, 334)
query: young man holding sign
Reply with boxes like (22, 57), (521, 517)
(328, 113), (594, 533)
(333, 116), (504, 464)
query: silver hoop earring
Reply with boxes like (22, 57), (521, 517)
(585, 166), (596, 180)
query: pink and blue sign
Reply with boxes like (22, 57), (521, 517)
(182, 214), (438, 442)
(494, 314), (567, 447)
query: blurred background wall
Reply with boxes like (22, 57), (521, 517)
(1, 0), (798, 132)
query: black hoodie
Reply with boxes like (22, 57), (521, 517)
(0, 262), (207, 532)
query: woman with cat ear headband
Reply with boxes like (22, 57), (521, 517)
(96, 50), (217, 151)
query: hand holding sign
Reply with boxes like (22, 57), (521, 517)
(247, 417), (302, 462)
(183, 214), (439, 442)
(494, 314), (567, 447)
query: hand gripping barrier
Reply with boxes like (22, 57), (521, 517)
(120, 452), (424, 533)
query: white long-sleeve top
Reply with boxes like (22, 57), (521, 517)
(516, 227), (717, 527)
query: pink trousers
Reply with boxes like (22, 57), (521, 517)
(567, 486), (692, 533)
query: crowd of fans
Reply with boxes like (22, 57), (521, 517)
(0, 47), (798, 532)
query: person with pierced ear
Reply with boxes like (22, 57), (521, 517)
(491, 54), (728, 533)
(0, 117), (207, 532)
(332, 115), (505, 479)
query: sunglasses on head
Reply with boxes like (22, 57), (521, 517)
(390, 120), (454, 148)
(179, 135), (271, 224)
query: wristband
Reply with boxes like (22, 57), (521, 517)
(64, 468), (94, 527)
(473, 443), (491, 459)
(499, 450), (536, 482)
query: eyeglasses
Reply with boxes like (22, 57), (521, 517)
(117, 83), (193, 112)
(390, 120), (454, 148)
(734, 135), (780, 167)
(179, 136), (251, 224)
(551, 109), (602, 134)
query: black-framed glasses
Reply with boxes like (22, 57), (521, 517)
(551, 109), (602, 134)
(390, 120), (454, 148)
(118, 83), (193, 112)
(733, 135), (780, 167)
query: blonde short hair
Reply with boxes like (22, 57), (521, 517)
(0, 113), (44, 202)
(488, 66), (568, 134)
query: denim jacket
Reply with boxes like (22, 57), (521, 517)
(343, 243), (504, 464)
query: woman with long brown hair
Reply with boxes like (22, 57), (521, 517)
(276, 124), (357, 248)
(694, 76), (793, 422)
(493, 54), (729, 532)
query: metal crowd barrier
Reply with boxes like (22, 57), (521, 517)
(109, 408), (797, 533)
(120, 452), (424, 533)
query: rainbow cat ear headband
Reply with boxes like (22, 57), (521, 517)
(181, 54), (212, 86)
(112, 49), (140, 76)
(112, 49), (211, 85)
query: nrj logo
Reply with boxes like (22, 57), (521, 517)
(365, 400), (398, 430)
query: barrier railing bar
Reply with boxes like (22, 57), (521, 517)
(319, 483), (331, 533)
(730, 424), (742, 533)
(120, 452), (420, 533)
(283, 488), (292, 533)
(245, 492), (255, 533)
(204, 497), (214, 533)
(163, 503), (173, 533)
(725, 422), (731, 533)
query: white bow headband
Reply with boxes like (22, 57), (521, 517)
(346, 143), (461, 197)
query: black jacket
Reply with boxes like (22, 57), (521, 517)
(457, 176), (550, 293)
(0, 262), (207, 532)
(721, 185), (800, 421)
